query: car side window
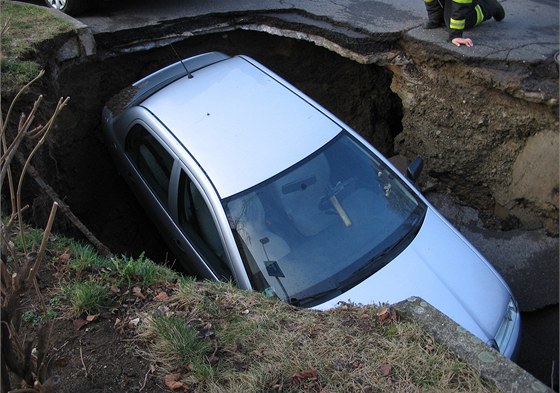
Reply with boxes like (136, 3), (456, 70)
(125, 124), (173, 207)
(178, 170), (233, 281)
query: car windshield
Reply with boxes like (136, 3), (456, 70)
(224, 132), (426, 307)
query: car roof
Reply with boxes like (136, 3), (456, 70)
(139, 55), (341, 199)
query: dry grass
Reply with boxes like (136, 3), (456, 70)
(138, 279), (499, 393)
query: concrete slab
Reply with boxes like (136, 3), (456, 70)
(63, 0), (558, 65)
(396, 297), (553, 393)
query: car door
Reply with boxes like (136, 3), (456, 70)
(123, 123), (179, 255)
(174, 168), (234, 281)
(124, 122), (234, 281)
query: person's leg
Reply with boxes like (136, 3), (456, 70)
(478, 0), (505, 22)
(423, 0), (445, 29)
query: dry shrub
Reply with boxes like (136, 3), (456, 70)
(1, 70), (69, 393)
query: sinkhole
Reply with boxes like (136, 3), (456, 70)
(24, 30), (404, 263)
(3, 25), (558, 388)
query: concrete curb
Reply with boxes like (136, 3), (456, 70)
(395, 297), (553, 393)
(12, 1), (96, 62)
(44, 5), (96, 62)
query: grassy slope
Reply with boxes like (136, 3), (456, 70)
(0, 1), (74, 93)
(2, 219), (499, 392)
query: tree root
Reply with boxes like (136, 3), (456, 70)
(15, 152), (113, 259)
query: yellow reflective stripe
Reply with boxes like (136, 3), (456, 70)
(424, 0), (435, 2)
(475, 4), (484, 25)
(453, 0), (472, 4)
(450, 18), (466, 30)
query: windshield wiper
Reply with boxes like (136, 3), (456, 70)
(337, 246), (396, 290)
(289, 285), (343, 308)
(291, 207), (425, 309)
(290, 237), (405, 308)
(339, 217), (421, 289)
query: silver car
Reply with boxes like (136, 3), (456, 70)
(102, 52), (520, 359)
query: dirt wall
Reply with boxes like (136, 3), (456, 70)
(387, 44), (559, 233)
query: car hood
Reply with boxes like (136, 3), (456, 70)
(315, 207), (511, 343)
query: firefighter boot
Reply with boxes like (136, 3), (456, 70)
(423, 20), (444, 29)
(490, 0), (505, 21)
(423, 0), (444, 29)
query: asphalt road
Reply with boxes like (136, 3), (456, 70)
(23, 0), (560, 62)
(66, 0), (559, 64)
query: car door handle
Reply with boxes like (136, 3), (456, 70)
(125, 171), (136, 185)
(174, 239), (185, 252)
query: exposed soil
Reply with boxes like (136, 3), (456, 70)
(389, 46), (559, 233)
(4, 257), (171, 393)
(48, 315), (168, 393)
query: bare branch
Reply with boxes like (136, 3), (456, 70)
(0, 95), (44, 186)
(27, 202), (58, 283)
(15, 153), (114, 259)
(0, 70), (45, 140)
(15, 96), (69, 255)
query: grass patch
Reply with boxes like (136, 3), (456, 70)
(68, 242), (112, 271)
(0, 59), (40, 88)
(139, 314), (211, 371)
(138, 279), (499, 393)
(21, 307), (57, 326)
(0, 1), (74, 92)
(112, 252), (178, 286)
(63, 280), (108, 317)
(11, 225), (45, 251)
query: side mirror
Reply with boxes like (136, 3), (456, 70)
(406, 157), (424, 182)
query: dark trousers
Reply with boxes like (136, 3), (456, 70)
(426, 0), (501, 30)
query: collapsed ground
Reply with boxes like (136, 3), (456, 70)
(1, 3), (558, 390)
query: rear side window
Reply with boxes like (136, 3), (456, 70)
(125, 124), (173, 206)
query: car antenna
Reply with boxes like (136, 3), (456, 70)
(170, 44), (193, 79)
